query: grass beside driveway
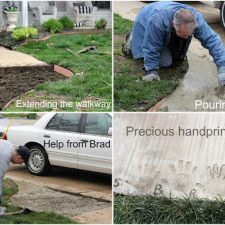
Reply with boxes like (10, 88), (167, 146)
(1, 178), (76, 224)
(114, 194), (225, 224)
(9, 32), (112, 112)
(114, 14), (188, 112)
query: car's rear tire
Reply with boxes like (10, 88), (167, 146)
(26, 144), (51, 176)
(220, 2), (225, 30)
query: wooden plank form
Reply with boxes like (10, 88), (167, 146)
(114, 113), (225, 199)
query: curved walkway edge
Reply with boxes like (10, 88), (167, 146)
(150, 51), (219, 112)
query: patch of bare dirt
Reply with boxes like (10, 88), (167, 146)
(0, 66), (66, 110)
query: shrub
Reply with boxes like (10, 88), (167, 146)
(27, 113), (36, 119)
(12, 27), (38, 41)
(42, 19), (63, 34)
(95, 18), (107, 29)
(59, 16), (74, 30)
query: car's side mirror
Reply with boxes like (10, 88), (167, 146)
(108, 127), (112, 136)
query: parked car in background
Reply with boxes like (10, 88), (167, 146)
(0, 113), (112, 176)
(200, 1), (225, 30)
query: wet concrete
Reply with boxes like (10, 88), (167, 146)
(156, 52), (221, 111)
(10, 180), (112, 224)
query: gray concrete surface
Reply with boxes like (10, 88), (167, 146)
(157, 52), (220, 111)
(0, 47), (47, 67)
(114, 113), (225, 199)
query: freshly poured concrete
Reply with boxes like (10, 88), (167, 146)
(0, 47), (47, 67)
(114, 113), (225, 199)
(156, 50), (221, 111)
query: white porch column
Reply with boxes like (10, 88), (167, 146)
(22, 0), (28, 27)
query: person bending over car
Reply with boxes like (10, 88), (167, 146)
(0, 141), (30, 216)
(123, 1), (225, 85)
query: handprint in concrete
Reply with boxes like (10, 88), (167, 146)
(161, 160), (198, 196)
(196, 164), (225, 198)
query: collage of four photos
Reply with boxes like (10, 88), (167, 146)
(1, 0), (225, 224)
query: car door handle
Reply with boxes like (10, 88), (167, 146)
(44, 135), (51, 138)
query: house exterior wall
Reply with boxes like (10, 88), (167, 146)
(0, 1), (112, 29)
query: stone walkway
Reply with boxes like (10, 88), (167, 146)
(0, 47), (47, 67)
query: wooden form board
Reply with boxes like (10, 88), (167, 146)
(114, 113), (225, 199)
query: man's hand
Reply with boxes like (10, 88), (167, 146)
(218, 66), (225, 86)
(142, 71), (160, 82)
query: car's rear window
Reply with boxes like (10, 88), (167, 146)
(58, 113), (81, 132)
(84, 113), (111, 136)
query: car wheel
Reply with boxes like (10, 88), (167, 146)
(26, 144), (51, 176)
(220, 2), (225, 30)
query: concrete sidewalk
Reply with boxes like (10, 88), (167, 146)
(0, 47), (47, 67)
(156, 52), (218, 112)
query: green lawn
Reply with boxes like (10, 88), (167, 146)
(114, 194), (225, 224)
(1, 178), (76, 224)
(114, 14), (188, 111)
(7, 32), (112, 112)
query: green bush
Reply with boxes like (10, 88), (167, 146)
(95, 18), (107, 29)
(42, 19), (63, 34)
(27, 113), (37, 119)
(12, 27), (38, 41)
(59, 16), (74, 30)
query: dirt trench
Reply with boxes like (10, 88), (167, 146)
(0, 66), (66, 110)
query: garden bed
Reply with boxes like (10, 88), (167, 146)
(0, 31), (16, 49)
(0, 65), (66, 110)
(0, 29), (111, 49)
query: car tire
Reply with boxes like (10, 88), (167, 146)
(26, 144), (51, 176)
(220, 2), (225, 30)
